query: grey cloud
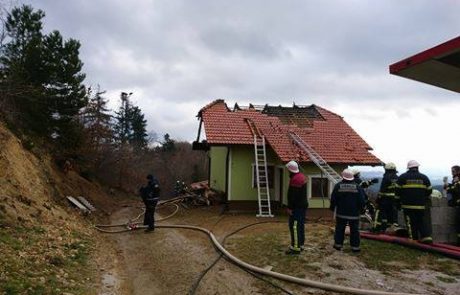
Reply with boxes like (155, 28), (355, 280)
(18, 0), (460, 141)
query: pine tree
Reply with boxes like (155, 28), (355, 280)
(114, 92), (132, 144)
(0, 5), (87, 150)
(42, 30), (87, 148)
(129, 105), (148, 149)
(0, 5), (49, 134)
(162, 133), (175, 152)
(83, 86), (112, 150)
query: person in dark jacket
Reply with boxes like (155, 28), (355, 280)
(139, 174), (161, 232)
(352, 169), (379, 219)
(396, 160), (432, 243)
(374, 162), (399, 232)
(352, 169), (378, 189)
(330, 169), (366, 252)
(285, 160), (308, 255)
(445, 165), (460, 245)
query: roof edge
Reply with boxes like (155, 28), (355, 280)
(197, 99), (227, 117)
(389, 36), (460, 74)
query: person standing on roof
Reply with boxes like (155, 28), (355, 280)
(330, 169), (366, 253)
(396, 160), (433, 243)
(139, 174), (161, 232)
(374, 163), (399, 233)
(445, 165), (460, 245)
(285, 160), (308, 255)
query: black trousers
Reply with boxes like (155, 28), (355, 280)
(374, 197), (398, 231)
(334, 217), (360, 251)
(403, 208), (431, 241)
(143, 200), (158, 229)
(288, 208), (306, 251)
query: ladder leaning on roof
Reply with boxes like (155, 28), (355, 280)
(288, 131), (342, 185)
(289, 131), (373, 224)
(247, 119), (274, 217)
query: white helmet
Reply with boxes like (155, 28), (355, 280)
(342, 169), (354, 181)
(286, 160), (299, 173)
(384, 162), (396, 170)
(407, 160), (420, 169)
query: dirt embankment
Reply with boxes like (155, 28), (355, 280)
(0, 123), (123, 294)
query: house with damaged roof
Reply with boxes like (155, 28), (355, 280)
(193, 99), (382, 216)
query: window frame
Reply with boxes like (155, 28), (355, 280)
(308, 174), (333, 199)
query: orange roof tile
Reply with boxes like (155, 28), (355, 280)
(199, 100), (381, 165)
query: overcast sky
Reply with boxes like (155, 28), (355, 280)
(18, 0), (460, 180)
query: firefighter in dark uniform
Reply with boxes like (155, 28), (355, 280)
(352, 169), (379, 218)
(396, 160), (432, 243)
(330, 169), (366, 253)
(352, 169), (378, 189)
(374, 162), (399, 232)
(285, 160), (308, 255)
(140, 174), (161, 232)
(445, 165), (460, 245)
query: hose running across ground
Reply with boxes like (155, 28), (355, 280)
(95, 204), (421, 295)
(93, 202), (179, 233)
(155, 224), (420, 295)
(188, 220), (294, 295)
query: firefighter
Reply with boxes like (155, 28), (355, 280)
(330, 169), (366, 253)
(445, 165), (460, 245)
(396, 160), (433, 243)
(352, 168), (378, 218)
(139, 174), (161, 232)
(352, 169), (379, 189)
(285, 160), (308, 255)
(374, 162), (399, 232)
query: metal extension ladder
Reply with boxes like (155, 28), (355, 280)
(289, 132), (341, 185)
(254, 135), (274, 217)
(289, 131), (373, 225)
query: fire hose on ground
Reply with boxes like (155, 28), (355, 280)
(95, 203), (421, 295)
(154, 224), (420, 295)
(93, 202), (180, 233)
(95, 198), (424, 295)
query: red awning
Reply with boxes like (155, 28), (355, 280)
(389, 36), (460, 93)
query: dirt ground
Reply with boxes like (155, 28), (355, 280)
(98, 204), (460, 295)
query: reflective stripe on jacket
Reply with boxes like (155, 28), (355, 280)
(396, 169), (432, 210)
(330, 180), (365, 218)
(379, 171), (398, 199)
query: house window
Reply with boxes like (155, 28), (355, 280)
(311, 177), (329, 198)
(252, 165), (275, 189)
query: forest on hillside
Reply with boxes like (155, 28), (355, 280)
(0, 5), (208, 196)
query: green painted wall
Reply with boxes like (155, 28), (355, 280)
(208, 144), (349, 209)
(229, 145), (282, 201)
(209, 146), (227, 192)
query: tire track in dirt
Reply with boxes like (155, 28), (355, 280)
(106, 206), (261, 295)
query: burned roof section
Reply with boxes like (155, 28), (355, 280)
(198, 99), (381, 165)
(262, 104), (325, 128)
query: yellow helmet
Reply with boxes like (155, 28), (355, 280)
(384, 162), (396, 170)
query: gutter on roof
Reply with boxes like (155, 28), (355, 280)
(389, 36), (460, 74)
